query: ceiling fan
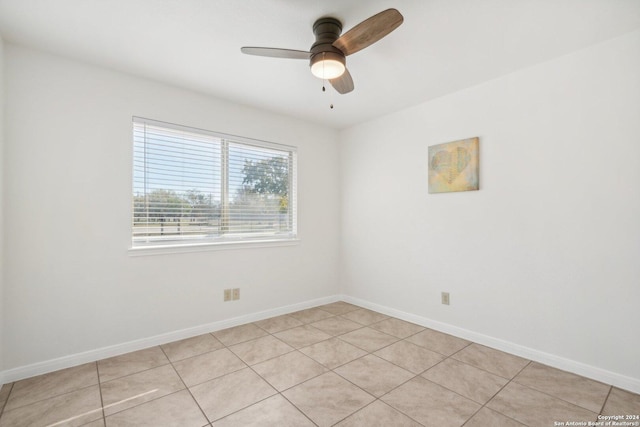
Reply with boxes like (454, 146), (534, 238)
(241, 8), (404, 95)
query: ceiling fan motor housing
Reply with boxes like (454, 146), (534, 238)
(310, 17), (346, 71)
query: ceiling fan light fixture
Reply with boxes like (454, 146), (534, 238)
(310, 52), (345, 80)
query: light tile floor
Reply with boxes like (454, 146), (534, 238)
(0, 301), (639, 426)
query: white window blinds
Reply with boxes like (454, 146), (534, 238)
(132, 117), (297, 248)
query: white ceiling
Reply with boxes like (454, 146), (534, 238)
(1, 0), (639, 129)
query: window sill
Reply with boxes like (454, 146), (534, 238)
(128, 238), (301, 256)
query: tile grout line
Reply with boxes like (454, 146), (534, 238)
(253, 304), (374, 427)
(212, 321), (323, 426)
(0, 382), (99, 416)
(317, 314), (520, 426)
(243, 357), (320, 427)
(310, 317), (428, 425)
(95, 361), (107, 424)
(459, 360), (534, 427)
(0, 382), (15, 421)
(599, 385), (614, 415)
(509, 362), (610, 417)
(158, 344), (212, 425)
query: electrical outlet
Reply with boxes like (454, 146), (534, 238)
(232, 288), (240, 300)
(441, 292), (450, 305)
(224, 289), (231, 302)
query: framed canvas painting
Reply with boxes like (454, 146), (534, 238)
(428, 137), (479, 193)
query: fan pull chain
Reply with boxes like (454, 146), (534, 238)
(319, 52), (333, 109)
(321, 53), (326, 92)
(330, 84), (334, 109)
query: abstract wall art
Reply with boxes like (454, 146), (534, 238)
(428, 137), (479, 193)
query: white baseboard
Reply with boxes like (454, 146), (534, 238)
(3, 293), (639, 395)
(341, 295), (640, 394)
(0, 294), (339, 384)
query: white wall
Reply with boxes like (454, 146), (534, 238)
(0, 36), (5, 376)
(340, 30), (640, 387)
(2, 44), (340, 370)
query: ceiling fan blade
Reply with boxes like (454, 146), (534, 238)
(240, 47), (311, 59)
(330, 68), (354, 94)
(333, 9), (403, 56)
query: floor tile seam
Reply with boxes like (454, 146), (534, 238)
(377, 391), (441, 427)
(331, 363), (419, 402)
(98, 360), (178, 385)
(400, 340), (462, 359)
(418, 375), (490, 409)
(161, 340), (226, 360)
(252, 313), (307, 330)
(417, 353), (452, 377)
(0, 382), (101, 415)
(281, 372), (376, 427)
(333, 329), (399, 352)
(482, 359), (535, 427)
(253, 323), (303, 335)
(102, 387), (188, 420)
(312, 330), (365, 347)
(272, 324), (336, 343)
(478, 362), (593, 427)
(316, 317), (363, 331)
(481, 362), (534, 421)
(341, 352), (418, 382)
(509, 375), (607, 416)
(291, 310), (336, 323)
(283, 333), (336, 350)
(181, 362), (249, 389)
(514, 362), (616, 391)
(5, 369), (102, 403)
(327, 399), (379, 427)
(170, 342), (246, 366)
(341, 318), (382, 327)
(226, 342), (297, 367)
(277, 390), (321, 426)
(330, 398), (429, 427)
(226, 331), (293, 349)
(0, 383), (15, 420)
(372, 337), (450, 363)
(448, 343), (530, 380)
(335, 308), (363, 315)
(242, 352), (296, 393)
(448, 357), (524, 419)
(401, 326), (435, 341)
(443, 339), (474, 358)
(599, 385), (614, 414)
(299, 341), (372, 370)
(205, 384), (280, 424)
(371, 352), (435, 376)
(320, 324), (368, 338)
(254, 362), (329, 394)
(439, 352), (524, 382)
(335, 311), (367, 319)
(366, 318), (426, 339)
(459, 402), (527, 427)
(518, 362), (613, 390)
(164, 345), (227, 364)
(157, 345), (211, 424)
(318, 357), (361, 371)
(94, 362), (107, 422)
(213, 333), (270, 348)
(277, 369), (339, 396)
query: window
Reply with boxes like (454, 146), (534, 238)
(132, 117), (297, 249)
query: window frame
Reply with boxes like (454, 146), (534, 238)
(129, 117), (298, 255)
